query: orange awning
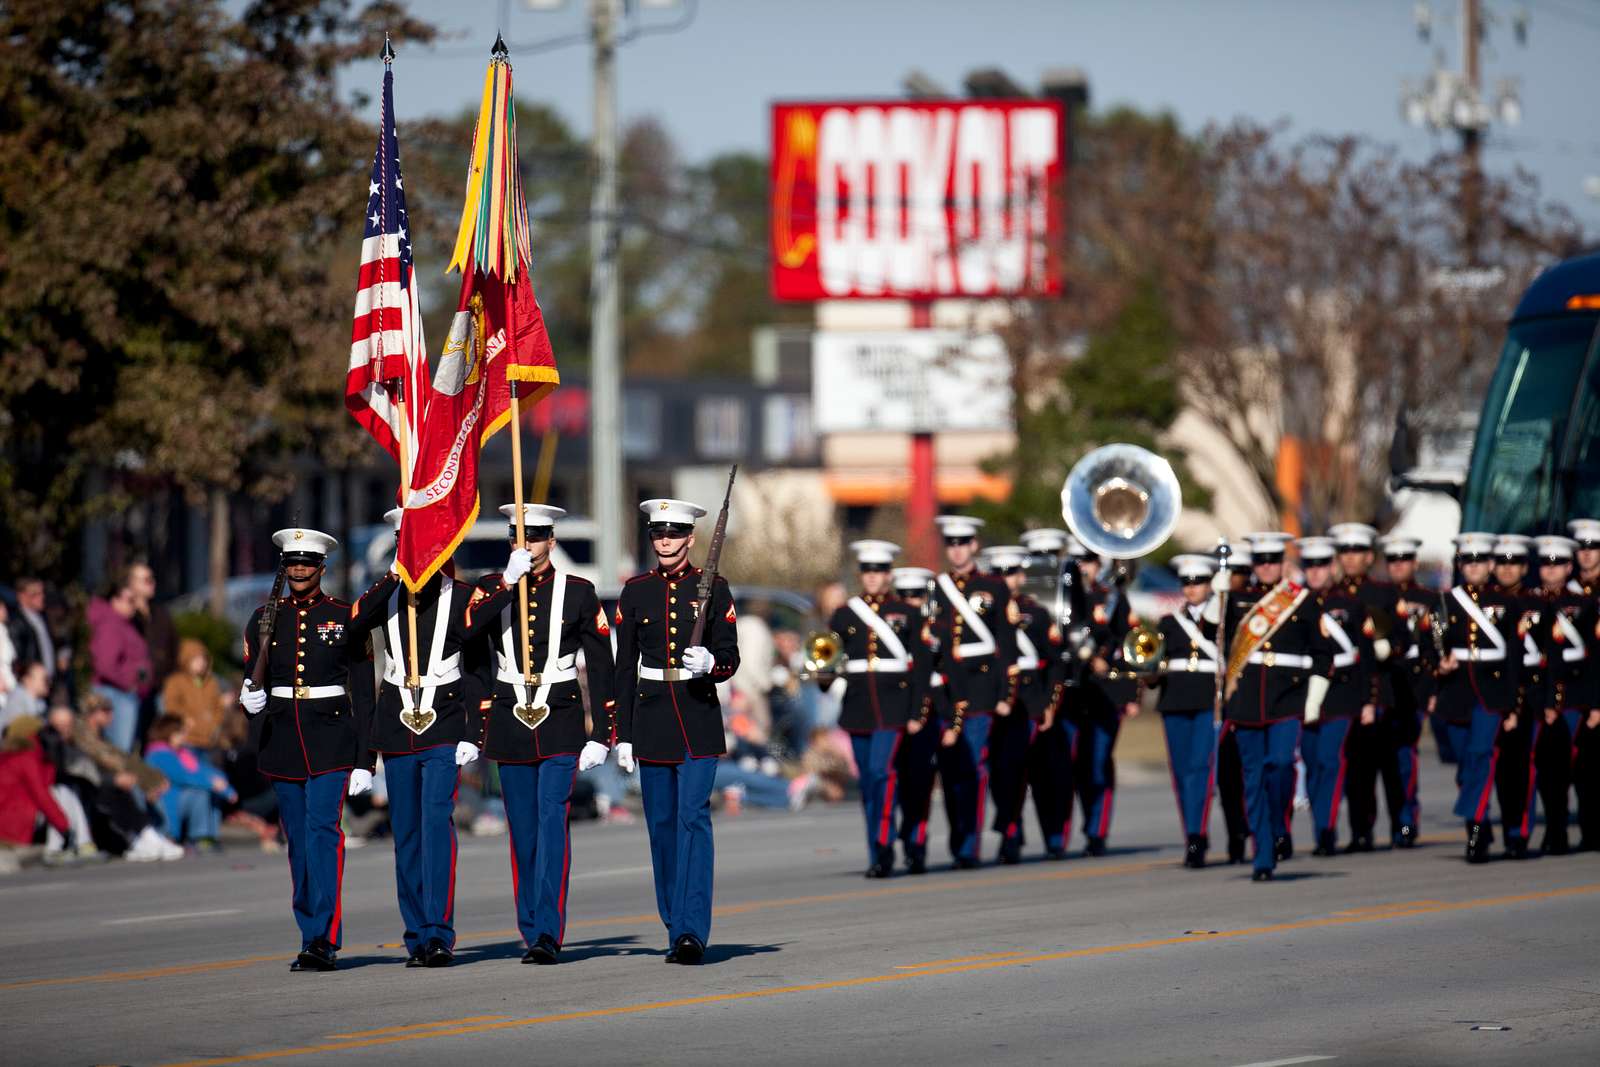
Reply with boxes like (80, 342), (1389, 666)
(823, 472), (1012, 507)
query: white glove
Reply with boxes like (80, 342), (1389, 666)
(388, 554), (400, 577)
(503, 547), (534, 585)
(1373, 638), (1391, 662)
(615, 742), (636, 773)
(455, 741), (480, 766)
(240, 682), (268, 716)
(1203, 591), (1223, 625)
(1211, 568), (1231, 594)
(682, 646), (715, 676)
(1304, 675), (1330, 724)
(348, 769), (373, 796)
(578, 740), (609, 772)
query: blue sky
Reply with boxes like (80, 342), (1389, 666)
(342, 0), (1600, 231)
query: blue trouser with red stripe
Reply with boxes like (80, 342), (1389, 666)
(1234, 718), (1300, 873)
(1383, 709), (1423, 835)
(639, 752), (717, 946)
(385, 746), (460, 955)
(1300, 717), (1351, 842)
(895, 723), (939, 863)
(1495, 715), (1541, 844)
(272, 770), (350, 951)
(499, 755), (578, 948)
(850, 730), (904, 868)
(1161, 710), (1216, 839)
(1450, 706), (1505, 831)
(1076, 713), (1120, 843)
(944, 714), (992, 862)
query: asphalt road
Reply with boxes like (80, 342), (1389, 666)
(3, 753), (1597, 1067)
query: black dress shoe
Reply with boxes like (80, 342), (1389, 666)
(523, 935), (560, 965)
(1466, 821), (1493, 864)
(405, 952), (426, 968)
(423, 939), (454, 968)
(1084, 836), (1107, 857)
(1045, 847), (1068, 862)
(905, 855), (928, 874)
(864, 862), (893, 879)
(1251, 869), (1273, 882)
(1311, 830), (1336, 857)
(1273, 836), (1292, 862)
(1540, 831), (1570, 856)
(670, 934), (704, 966)
(1341, 835), (1375, 854)
(998, 841), (1022, 865)
(1183, 834), (1206, 869)
(952, 856), (980, 870)
(1505, 837), (1530, 860)
(1393, 825), (1418, 849)
(1228, 837), (1248, 865)
(292, 938), (337, 972)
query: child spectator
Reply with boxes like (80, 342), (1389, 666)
(144, 713), (237, 850)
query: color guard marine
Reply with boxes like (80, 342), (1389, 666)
(1214, 540), (1254, 865)
(930, 515), (1018, 867)
(1433, 533), (1522, 863)
(1222, 532), (1332, 881)
(1149, 553), (1223, 869)
(612, 498), (740, 965)
(817, 540), (929, 878)
(240, 528), (375, 972)
(348, 508), (502, 968)
(460, 504), (617, 964)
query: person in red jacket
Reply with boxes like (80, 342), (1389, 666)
(0, 717), (70, 849)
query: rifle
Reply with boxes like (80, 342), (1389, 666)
(689, 464), (738, 648)
(248, 562), (288, 692)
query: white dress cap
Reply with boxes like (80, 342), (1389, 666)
(983, 546), (1028, 571)
(383, 507), (403, 530)
(500, 503), (567, 528)
(1225, 540), (1253, 567)
(1376, 534), (1421, 557)
(892, 566), (935, 592)
(272, 528), (339, 558)
(1245, 531), (1293, 557)
(1065, 535), (1092, 559)
(1295, 536), (1336, 563)
(1533, 535), (1577, 561)
(1492, 533), (1531, 559)
(934, 515), (985, 539)
(1454, 532), (1495, 557)
(640, 498), (708, 526)
(1019, 528), (1070, 554)
(1328, 522), (1378, 549)
(849, 540), (901, 566)
(1566, 518), (1600, 546)
(1171, 553), (1217, 580)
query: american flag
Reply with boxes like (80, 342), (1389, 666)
(345, 65), (431, 480)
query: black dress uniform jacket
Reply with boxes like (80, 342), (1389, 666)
(932, 570), (1017, 715)
(1008, 592), (1059, 719)
(1432, 583), (1521, 722)
(1153, 603), (1219, 713)
(613, 563), (740, 763)
(1315, 585), (1370, 719)
(1536, 586), (1598, 712)
(1505, 585), (1546, 717)
(1084, 582), (1141, 715)
(1343, 576), (1411, 709)
(1392, 579), (1439, 714)
(920, 598), (966, 728)
(243, 591), (376, 780)
(1223, 581), (1333, 726)
(348, 572), (486, 754)
(464, 566), (618, 761)
(826, 595), (929, 733)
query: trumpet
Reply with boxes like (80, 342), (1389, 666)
(801, 630), (846, 679)
(1121, 624), (1166, 674)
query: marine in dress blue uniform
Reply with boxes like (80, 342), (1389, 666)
(347, 508), (497, 967)
(887, 566), (960, 874)
(613, 498), (740, 965)
(1214, 541), (1254, 865)
(1433, 533), (1523, 863)
(819, 541), (929, 877)
(1018, 528), (1079, 859)
(1294, 537), (1367, 858)
(460, 504), (618, 964)
(1075, 551), (1141, 856)
(1223, 532), (1333, 881)
(1489, 535), (1542, 858)
(1379, 533), (1434, 845)
(239, 528), (375, 972)
(930, 515), (1019, 868)
(1560, 519), (1600, 851)
(1528, 535), (1593, 856)
(1149, 553), (1223, 869)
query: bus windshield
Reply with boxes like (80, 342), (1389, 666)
(1461, 313), (1600, 533)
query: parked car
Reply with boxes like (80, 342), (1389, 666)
(359, 515), (600, 588)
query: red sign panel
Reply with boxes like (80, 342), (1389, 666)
(770, 99), (1064, 301)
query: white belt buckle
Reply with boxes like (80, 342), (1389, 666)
(1264, 652), (1275, 667)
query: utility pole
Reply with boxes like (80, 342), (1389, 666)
(589, 0), (624, 584)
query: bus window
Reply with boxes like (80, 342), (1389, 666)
(1560, 331), (1600, 519)
(1462, 315), (1599, 533)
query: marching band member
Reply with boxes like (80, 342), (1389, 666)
(1529, 534), (1592, 856)
(889, 566), (947, 874)
(240, 527), (374, 972)
(931, 515), (1018, 868)
(1222, 532), (1332, 881)
(1564, 519), (1600, 851)
(612, 498), (740, 964)
(348, 509), (499, 968)
(1150, 553), (1223, 868)
(1075, 547), (1140, 857)
(460, 504), (616, 964)
(1377, 533), (1434, 844)
(1490, 533), (1541, 858)
(1433, 532), (1522, 863)
(817, 541), (928, 878)
(1214, 541), (1254, 864)
(1020, 527), (1080, 860)
(1296, 537), (1368, 857)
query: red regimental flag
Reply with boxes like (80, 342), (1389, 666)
(393, 54), (558, 591)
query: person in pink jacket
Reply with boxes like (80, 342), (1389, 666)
(87, 584), (152, 752)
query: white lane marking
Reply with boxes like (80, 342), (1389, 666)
(102, 909), (242, 926)
(1230, 1058), (1336, 1067)
(571, 865), (652, 881)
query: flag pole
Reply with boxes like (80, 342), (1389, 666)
(509, 382), (536, 710)
(382, 34), (423, 701)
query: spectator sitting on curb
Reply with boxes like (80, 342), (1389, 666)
(144, 713), (237, 851)
(0, 715), (71, 868)
(1, 659), (49, 734)
(38, 705), (109, 861)
(73, 694), (182, 861)
(160, 638), (240, 757)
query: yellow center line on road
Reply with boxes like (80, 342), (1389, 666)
(0, 955), (286, 993)
(159, 881), (1600, 1067)
(894, 950), (1027, 969)
(325, 1017), (510, 1040)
